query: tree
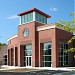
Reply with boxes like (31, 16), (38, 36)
(0, 42), (6, 46)
(56, 12), (75, 56)
(0, 42), (6, 50)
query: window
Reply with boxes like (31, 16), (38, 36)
(25, 14), (27, 23)
(21, 15), (25, 24)
(42, 42), (52, 67)
(21, 12), (47, 24)
(59, 42), (70, 67)
(44, 17), (47, 24)
(35, 12), (47, 24)
(23, 44), (32, 66)
(21, 12), (33, 24)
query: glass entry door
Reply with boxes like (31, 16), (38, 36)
(26, 56), (32, 67)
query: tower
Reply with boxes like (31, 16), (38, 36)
(18, 8), (51, 25)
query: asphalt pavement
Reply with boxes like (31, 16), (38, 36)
(0, 70), (75, 75)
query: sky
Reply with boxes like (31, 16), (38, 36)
(0, 0), (74, 43)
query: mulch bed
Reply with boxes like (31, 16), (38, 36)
(0, 68), (38, 72)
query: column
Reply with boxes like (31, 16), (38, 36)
(7, 49), (10, 65)
(52, 28), (59, 67)
(14, 47), (18, 66)
(18, 45), (24, 66)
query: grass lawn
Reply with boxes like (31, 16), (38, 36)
(0, 68), (38, 72)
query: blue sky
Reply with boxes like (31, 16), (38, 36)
(0, 0), (74, 43)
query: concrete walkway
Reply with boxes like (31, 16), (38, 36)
(0, 65), (75, 71)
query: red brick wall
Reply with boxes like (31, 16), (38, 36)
(18, 21), (45, 67)
(55, 28), (73, 67)
(7, 21), (74, 67)
(38, 28), (73, 67)
(8, 37), (18, 49)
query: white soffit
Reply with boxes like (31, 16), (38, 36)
(37, 25), (57, 31)
(7, 34), (18, 42)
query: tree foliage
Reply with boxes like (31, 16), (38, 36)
(0, 42), (6, 46)
(0, 42), (6, 50)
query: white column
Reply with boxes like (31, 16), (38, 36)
(19, 17), (21, 25)
(33, 11), (35, 21)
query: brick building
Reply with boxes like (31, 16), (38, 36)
(7, 8), (74, 67)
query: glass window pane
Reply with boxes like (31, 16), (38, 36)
(21, 15), (25, 24)
(35, 12), (39, 21)
(35, 12), (47, 24)
(25, 15), (27, 23)
(45, 56), (51, 61)
(25, 45), (32, 50)
(28, 14), (30, 22)
(24, 44), (32, 56)
(61, 62), (63, 67)
(42, 62), (44, 67)
(65, 44), (69, 49)
(42, 56), (45, 61)
(27, 57), (28, 66)
(60, 52), (63, 55)
(29, 57), (31, 66)
(45, 62), (51, 67)
(45, 49), (51, 55)
(66, 62), (68, 65)
(30, 12), (33, 21)
(42, 42), (52, 67)
(59, 42), (70, 67)
(44, 17), (47, 24)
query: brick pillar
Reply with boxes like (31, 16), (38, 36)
(11, 48), (14, 66)
(14, 47), (18, 66)
(14, 47), (15, 66)
(52, 28), (59, 67)
(10, 49), (12, 66)
(18, 44), (21, 66)
(7, 49), (10, 66)
(18, 45), (24, 67)
(39, 43), (42, 67)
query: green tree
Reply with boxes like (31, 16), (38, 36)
(0, 42), (6, 50)
(56, 12), (75, 56)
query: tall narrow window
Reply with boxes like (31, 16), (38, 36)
(59, 42), (70, 67)
(21, 15), (25, 24)
(21, 12), (33, 24)
(42, 42), (52, 67)
(23, 44), (32, 66)
(35, 12), (47, 24)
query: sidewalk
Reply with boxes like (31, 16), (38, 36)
(0, 65), (75, 71)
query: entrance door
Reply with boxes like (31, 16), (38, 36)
(26, 56), (32, 67)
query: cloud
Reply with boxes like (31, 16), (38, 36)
(7, 15), (19, 19)
(50, 7), (58, 12)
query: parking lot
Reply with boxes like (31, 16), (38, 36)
(0, 70), (75, 75)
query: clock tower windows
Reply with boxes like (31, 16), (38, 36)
(18, 8), (50, 25)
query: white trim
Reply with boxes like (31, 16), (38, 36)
(37, 25), (56, 31)
(26, 56), (32, 67)
(18, 21), (46, 26)
(7, 34), (18, 42)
